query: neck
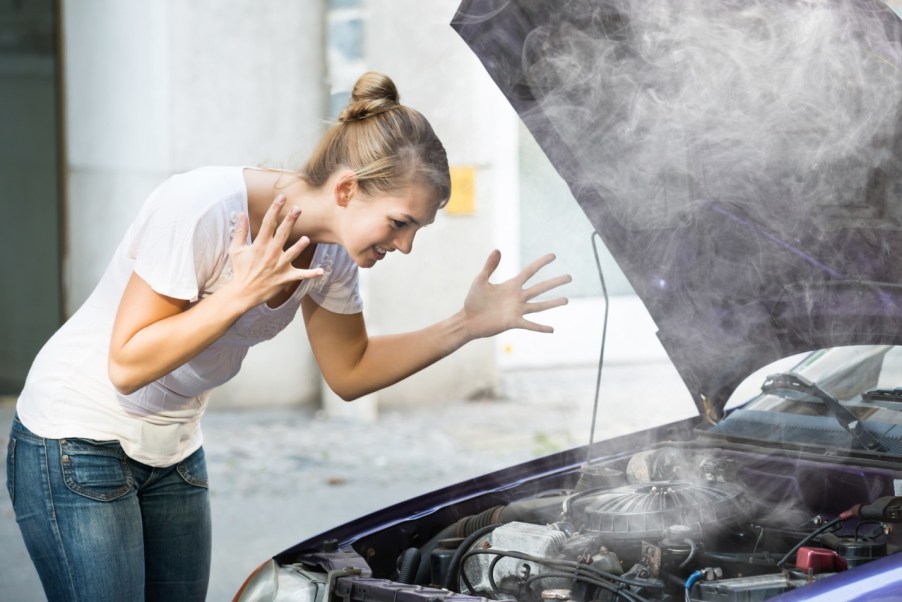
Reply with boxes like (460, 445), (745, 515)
(243, 167), (339, 245)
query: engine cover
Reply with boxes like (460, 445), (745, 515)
(568, 481), (747, 541)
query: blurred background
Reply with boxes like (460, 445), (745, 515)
(6, 0), (899, 599)
(0, 0), (683, 410)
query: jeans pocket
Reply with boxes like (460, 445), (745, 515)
(176, 447), (208, 489)
(60, 438), (133, 502)
(5, 437), (15, 505)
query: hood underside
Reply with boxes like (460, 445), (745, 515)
(453, 0), (902, 415)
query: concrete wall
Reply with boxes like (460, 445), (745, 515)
(62, 0), (327, 407)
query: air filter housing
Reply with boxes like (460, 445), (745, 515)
(568, 481), (746, 541)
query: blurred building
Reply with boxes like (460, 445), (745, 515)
(1, 0), (680, 413)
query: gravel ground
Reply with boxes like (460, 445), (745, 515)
(0, 363), (694, 601)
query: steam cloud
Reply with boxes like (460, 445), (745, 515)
(454, 0), (902, 406)
(520, 0), (901, 230)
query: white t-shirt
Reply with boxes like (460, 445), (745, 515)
(17, 166), (363, 466)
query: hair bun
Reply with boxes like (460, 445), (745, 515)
(338, 72), (401, 123)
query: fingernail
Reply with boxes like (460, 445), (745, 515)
(275, 195), (286, 205)
(289, 206), (301, 217)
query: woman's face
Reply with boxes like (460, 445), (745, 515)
(338, 183), (439, 268)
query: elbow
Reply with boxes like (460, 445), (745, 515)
(107, 359), (142, 396)
(326, 378), (369, 403)
(333, 387), (364, 403)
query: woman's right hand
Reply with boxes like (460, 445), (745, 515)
(227, 195), (324, 308)
(109, 195), (323, 394)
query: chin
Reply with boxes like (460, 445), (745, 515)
(354, 256), (377, 269)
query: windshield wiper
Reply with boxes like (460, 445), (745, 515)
(762, 373), (884, 452)
(863, 388), (902, 404)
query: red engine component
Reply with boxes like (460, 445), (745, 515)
(795, 547), (848, 573)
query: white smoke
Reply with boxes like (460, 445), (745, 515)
(519, 0), (902, 231)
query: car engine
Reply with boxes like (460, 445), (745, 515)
(363, 446), (900, 601)
(237, 442), (902, 602)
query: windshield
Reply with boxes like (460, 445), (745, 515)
(711, 346), (902, 456)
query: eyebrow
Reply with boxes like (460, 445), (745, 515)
(401, 214), (433, 227)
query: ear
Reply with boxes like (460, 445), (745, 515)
(334, 171), (358, 208)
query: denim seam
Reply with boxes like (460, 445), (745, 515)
(5, 438), (15, 505)
(42, 438), (79, 596)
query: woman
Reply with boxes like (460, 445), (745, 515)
(6, 72), (570, 601)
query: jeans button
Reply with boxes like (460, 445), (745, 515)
(61, 454), (70, 463)
(60, 439), (67, 445)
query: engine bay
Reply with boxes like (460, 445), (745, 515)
(305, 442), (902, 602)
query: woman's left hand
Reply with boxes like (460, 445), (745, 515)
(461, 250), (571, 339)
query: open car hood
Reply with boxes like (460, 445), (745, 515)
(452, 0), (902, 417)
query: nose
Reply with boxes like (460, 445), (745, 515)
(394, 230), (415, 255)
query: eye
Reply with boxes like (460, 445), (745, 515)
(390, 219), (407, 229)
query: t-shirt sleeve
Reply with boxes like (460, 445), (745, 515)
(307, 246), (364, 314)
(126, 177), (224, 302)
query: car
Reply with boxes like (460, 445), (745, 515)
(233, 0), (902, 600)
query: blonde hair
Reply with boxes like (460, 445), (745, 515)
(301, 72), (451, 207)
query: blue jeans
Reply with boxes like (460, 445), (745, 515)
(6, 415), (211, 601)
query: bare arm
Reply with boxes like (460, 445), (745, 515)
(108, 197), (322, 394)
(303, 250), (571, 401)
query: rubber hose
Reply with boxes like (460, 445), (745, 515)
(500, 496), (569, 525)
(678, 538), (698, 570)
(414, 524), (458, 585)
(415, 506), (507, 586)
(442, 523), (501, 591)
(397, 547), (421, 584)
(454, 506), (506, 537)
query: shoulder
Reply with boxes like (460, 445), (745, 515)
(149, 166), (246, 211)
(126, 166), (248, 268)
(137, 166), (247, 236)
